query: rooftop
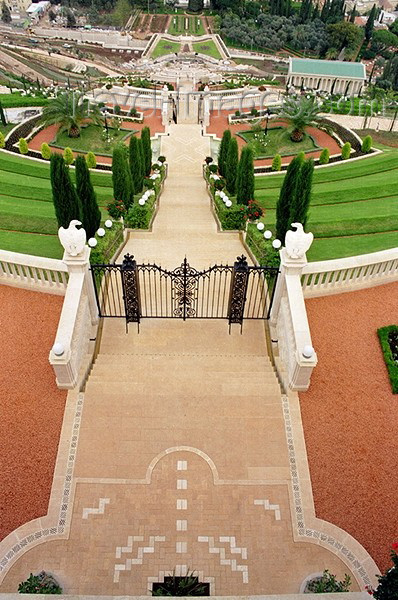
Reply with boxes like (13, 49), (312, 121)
(290, 58), (366, 79)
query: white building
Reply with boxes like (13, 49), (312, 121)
(287, 57), (366, 96)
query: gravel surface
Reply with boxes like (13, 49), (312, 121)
(300, 282), (398, 572)
(0, 286), (66, 542)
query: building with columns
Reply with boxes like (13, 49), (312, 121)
(287, 57), (366, 96)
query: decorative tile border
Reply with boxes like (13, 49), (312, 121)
(281, 394), (373, 587)
(0, 392), (85, 577)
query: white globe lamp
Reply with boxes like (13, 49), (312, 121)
(97, 228), (105, 237)
(88, 238), (97, 247)
(138, 198), (146, 206)
(263, 230), (272, 239)
(104, 219), (113, 228)
(225, 200), (232, 207)
(257, 222), (265, 231)
(272, 239), (282, 249)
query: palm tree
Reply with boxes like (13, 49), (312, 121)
(277, 95), (321, 142)
(40, 91), (102, 138)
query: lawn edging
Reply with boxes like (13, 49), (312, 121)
(377, 325), (398, 394)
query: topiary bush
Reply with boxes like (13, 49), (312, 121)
(204, 156), (213, 164)
(319, 147), (330, 165)
(362, 135), (373, 153)
(235, 110), (240, 117)
(377, 326), (398, 394)
(341, 142), (351, 160)
(18, 571), (62, 594)
(0, 132), (5, 149)
(41, 142), (51, 160)
(126, 203), (150, 229)
(85, 151), (97, 169)
(63, 147), (74, 165)
(250, 107), (258, 117)
(208, 164), (218, 173)
(158, 155), (166, 163)
(129, 107), (138, 117)
(18, 137), (28, 154)
(272, 154), (282, 171)
(114, 104), (121, 115)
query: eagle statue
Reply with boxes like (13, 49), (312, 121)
(285, 223), (313, 259)
(58, 220), (87, 256)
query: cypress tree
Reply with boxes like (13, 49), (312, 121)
(129, 135), (143, 196)
(289, 158), (314, 229)
(275, 154), (304, 243)
(141, 126), (152, 177)
(0, 100), (6, 127)
(225, 137), (239, 195)
(365, 3), (376, 40)
(112, 145), (134, 209)
(349, 3), (356, 22)
(50, 153), (82, 229)
(75, 155), (101, 239)
(312, 3), (320, 19)
(218, 129), (231, 177)
(236, 146), (254, 205)
(137, 137), (145, 193)
(321, 0), (330, 22)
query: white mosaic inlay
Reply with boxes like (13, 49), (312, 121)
(177, 479), (188, 489)
(177, 460), (187, 471)
(176, 541), (187, 553)
(254, 499), (281, 521)
(82, 498), (110, 520)
(198, 535), (248, 583)
(176, 499), (187, 510)
(114, 535), (166, 583)
(176, 519), (187, 531)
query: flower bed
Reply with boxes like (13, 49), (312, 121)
(377, 325), (398, 394)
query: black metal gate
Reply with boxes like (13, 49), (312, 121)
(91, 254), (279, 330)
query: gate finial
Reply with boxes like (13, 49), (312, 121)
(122, 254), (136, 268)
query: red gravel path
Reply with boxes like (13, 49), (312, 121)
(207, 110), (340, 166)
(0, 286), (67, 541)
(28, 110), (164, 165)
(299, 282), (398, 573)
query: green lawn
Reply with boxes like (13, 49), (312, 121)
(0, 93), (48, 108)
(0, 123), (16, 135)
(167, 15), (205, 35)
(54, 125), (134, 154)
(0, 150), (114, 257)
(251, 150), (398, 261)
(239, 128), (318, 159)
(151, 39), (181, 58)
(192, 40), (222, 59)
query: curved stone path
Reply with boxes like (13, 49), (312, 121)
(0, 124), (378, 596)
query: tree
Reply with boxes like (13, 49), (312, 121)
(188, 0), (203, 11)
(75, 155), (101, 238)
(277, 95), (321, 142)
(48, 8), (56, 20)
(50, 153), (82, 229)
(85, 151), (97, 169)
(373, 544), (398, 600)
(137, 138), (145, 192)
(18, 138), (28, 154)
(0, 100), (6, 127)
(275, 153), (304, 243)
(225, 137), (239, 195)
(218, 129), (231, 177)
(66, 8), (76, 27)
(41, 142), (51, 159)
(326, 20), (364, 54)
(365, 3), (376, 41)
(236, 145), (254, 204)
(319, 147), (330, 164)
(40, 91), (102, 138)
(63, 147), (74, 164)
(272, 154), (282, 171)
(141, 126), (152, 177)
(1, 1), (11, 23)
(112, 145), (134, 209)
(129, 135), (143, 195)
(341, 141), (351, 159)
(371, 29), (398, 53)
(289, 157), (314, 228)
(349, 3), (356, 23)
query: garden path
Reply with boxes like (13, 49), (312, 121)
(0, 124), (374, 596)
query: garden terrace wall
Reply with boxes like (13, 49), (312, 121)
(318, 117), (363, 153)
(301, 248), (398, 298)
(5, 114), (41, 151)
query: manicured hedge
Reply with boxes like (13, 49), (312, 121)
(377, 325), (398, 394)
(0, 94), (49, 108)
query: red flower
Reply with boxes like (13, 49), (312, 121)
(392, 542), (398, 550)
(365, 586), (373, 595)
(255, 212), (259, 216)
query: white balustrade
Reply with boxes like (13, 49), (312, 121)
(0, 250), (68, 295)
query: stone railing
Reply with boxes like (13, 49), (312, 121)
(0, 249), (68, 295)
(270, 248), (317, 392)
(302, 247), (398, 298)
(49, 246), (99, 389)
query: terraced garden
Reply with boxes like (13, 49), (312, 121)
(167, 15), (205, 36)
(0, 151), (114, 259)
(192, 40), (222, 59)
(252, 150), (398, 261)
(151, 39), (181, 59)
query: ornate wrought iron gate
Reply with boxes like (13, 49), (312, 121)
(91, 254), (279, 329)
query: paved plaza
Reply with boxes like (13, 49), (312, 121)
(0, 125), (378, 595)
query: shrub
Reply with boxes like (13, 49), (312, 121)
(129, 107), (138, 117)
(158, 155), (166, 163)
(373, 543), (398, 599)
(204, 156), (213, 164)
(114, 104), (121, 115)
(63, 147), (74, 165)
(377, 325), (398, 394)
(0, 132), (5, 149)
(105, 83), (113, 90)
(208, 164), (218, 173)
(245, 199), (263, 222)
(18, 137), (28, 154)
(40, 142), (51, 160)
(89, 221), (123, 264)
(341, 142), (351, 160)
(319, 147), (330, 165)
(272, 154), (282, 171)
(18, 571), (62, 594)
(250, 107), (258, 116)
(126, 203), (150, 228)
(152, 163), (161, 171)
(85, 151), (97, 169)
(220, 205), (246, 230)
(306, 570), (351, 593)
(362, 135), (373, 153)
(107, 199), (127, 220)
(214, 178), (225, 191)
(235, 110), (240, 116)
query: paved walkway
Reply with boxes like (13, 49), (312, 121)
(0, 125), (376, 595)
